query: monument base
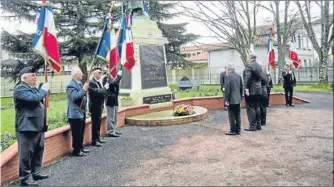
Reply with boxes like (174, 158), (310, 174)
(120, 87), (172, 106)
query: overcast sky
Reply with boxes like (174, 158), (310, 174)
(0, 1), (324, 46)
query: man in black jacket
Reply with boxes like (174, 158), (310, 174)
(220, 66), (228, 110)
(102, 67), (122, 137)
(263, 68), (273, 107)
(243, 54), (263, 131)
(88, 68), (107, 147)
(282, 63), (296, 107)
(260, 67), (269, 126)
(224, 64), (243, 135)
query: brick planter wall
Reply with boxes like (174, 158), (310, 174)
(0, 93), (309, 185)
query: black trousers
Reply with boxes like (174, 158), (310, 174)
(267, 87), (271, 105)
(69, 118), (85, 154)
(228, 104), (241, 133)
(260, 96), (267, 126)
(284, 86), (293, 105)
(16, 131), (45, 181)
(91, 106), (103, 142)
(245, 95), (261, 129)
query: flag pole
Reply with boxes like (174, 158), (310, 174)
(44, 56), (49, 129)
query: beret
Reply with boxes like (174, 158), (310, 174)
(19, 66), (37, 76)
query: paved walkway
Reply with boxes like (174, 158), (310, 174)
(9, 92), (333, 186)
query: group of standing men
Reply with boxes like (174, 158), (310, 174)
(220, 53), (296, 135)
(13, 66), (123, 186)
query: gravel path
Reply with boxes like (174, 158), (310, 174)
(9, 92), (333, 186)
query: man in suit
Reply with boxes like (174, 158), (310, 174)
(220, 66), (229, 110)
(260, 67), (269, 126)
(263, 67), (273, 107)
(224, 64), (243, 136)
(102, 66), (123, 137)
(66, 68), (89, 156)
(243, 54), (263, 131)
(14, 66), (50, 186)
(282, 63), (296, 107)
(88, 68), (107, 147)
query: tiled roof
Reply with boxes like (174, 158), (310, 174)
(185, 52), (208, 62)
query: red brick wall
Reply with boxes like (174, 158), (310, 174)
(0, 93), (309, 185)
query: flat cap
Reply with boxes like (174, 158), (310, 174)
(19, 66), (37, 76)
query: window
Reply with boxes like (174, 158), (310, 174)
(306, 38), (309, 50)
(197, 52), (201, 55)
(301, 36), (305, 50)
(304, 60), (307, 67)
(309, 59), (312, 67)
(297, 35), (301, 49)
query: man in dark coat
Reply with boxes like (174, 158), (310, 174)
(102, 66), (122, 137)
(243, 54), (263, 131)
(220, 66), (229, 110)
(224, 64), (243, 135)
(263, 68), (273, 107)
(67, 67), (89, 157)
(14, 66), (50, 186)
(260, 67), (269, 126)
(282, 63), (296, 107)
(88, 68), (107, 147)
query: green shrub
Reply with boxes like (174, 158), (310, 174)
(1, 132), (16, 152)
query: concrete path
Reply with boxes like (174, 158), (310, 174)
(8, 92), (333, 186)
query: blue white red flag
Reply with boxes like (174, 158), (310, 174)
(118, 15), (136, 71)
(32, 0), (61, 72)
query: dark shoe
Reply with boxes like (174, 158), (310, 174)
(21, 180), (39, 186)
(225, 132), (236, 136)
(107, 132), (120, 137)
(33, 174), (49, 181)
(257, 127), (262, 130)
(97, 139), (107, 143)
(81, 148), (90, 153)
(289, 103), (295, 107)
(236, 132), (241, 135)
(267, 104), (270, 107)
(92, 141), (102, 147)
(115, 131), (122, 135)
(72, 151), (87, 157)
(244, 128), (257, 131)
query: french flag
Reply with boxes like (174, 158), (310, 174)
(32, 0), (61, 72)
(288, 32), (300, 69)
(267, 34), (276, 69)
(118, 15), (136, 72)
(96, 16), (120, 78)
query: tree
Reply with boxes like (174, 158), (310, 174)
(295, 1), (333, 83)
(1, 0), (120, 82)
(179, 1), (260, 65)
(259, 1), (301, 72)
(147, 1), (199, 69)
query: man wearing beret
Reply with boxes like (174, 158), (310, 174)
(66, 67), (89, 156)
(88, 67), (107, 147)
(14, 66), (50, 186)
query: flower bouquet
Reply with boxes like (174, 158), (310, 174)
(173, 104), (195, 116)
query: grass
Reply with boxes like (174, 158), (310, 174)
(169, 83), (332, 99)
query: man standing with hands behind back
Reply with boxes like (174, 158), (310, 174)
(67, 67), (90, 157)
(282, 63), (296, 107)
(14, 66), (50, 186)
(224, 64), (243, 136)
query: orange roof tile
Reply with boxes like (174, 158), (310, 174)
(185, 52), (208, 62)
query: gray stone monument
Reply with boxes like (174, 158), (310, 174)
(119, 2), (172, 106)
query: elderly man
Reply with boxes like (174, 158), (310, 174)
(66, 68), (89, 156)
(243, 54), (263, 131)
(224, 64), (243, 135)
(282, 63), (296, 107)
(220, 65), (229, 110)
(102, 66), (123, 137)
(14, 66), (50, 186)
(88, 67), (107, 147)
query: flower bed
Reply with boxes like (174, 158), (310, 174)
(173, 104), (195, 116)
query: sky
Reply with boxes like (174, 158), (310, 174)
(0, 1), (324, 47)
